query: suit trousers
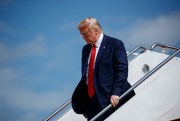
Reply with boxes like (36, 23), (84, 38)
(87, 94), (120, 121)
(87, 90), (135, 121)
(87, 93), (105, 121)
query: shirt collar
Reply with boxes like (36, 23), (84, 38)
(95, 33), (103, 48)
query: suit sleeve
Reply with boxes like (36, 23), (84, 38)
(111, 41), (128, 96)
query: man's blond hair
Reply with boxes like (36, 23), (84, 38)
(78, 17), (102, 30)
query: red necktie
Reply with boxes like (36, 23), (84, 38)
(88, 44), (96, 98)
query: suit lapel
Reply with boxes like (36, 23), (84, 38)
(95, 35), (108, 68)
(84, 45), (91, 63)
(82, 45), (91, 75)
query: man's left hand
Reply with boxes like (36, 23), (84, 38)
(110, 95), (120, 107)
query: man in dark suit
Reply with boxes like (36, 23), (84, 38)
(72, 17), (135, 121)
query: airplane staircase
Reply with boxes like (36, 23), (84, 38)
(44, 43), (180, 121)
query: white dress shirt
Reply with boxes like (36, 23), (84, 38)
(86, 33), (104, 84)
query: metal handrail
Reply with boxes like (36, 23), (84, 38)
(44, 99), (72, 121)
(150, 43), (179, 51)
(44, 43), (180, 121)
(43, 45), (147, 121)
(127, 45), (147, 57)
(90, 45), (180, 121)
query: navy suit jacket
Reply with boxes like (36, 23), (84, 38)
(72, 34), (134, 114)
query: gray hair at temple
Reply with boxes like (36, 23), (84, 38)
(77, 17), (102, 30)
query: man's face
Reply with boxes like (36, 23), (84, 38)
(79, 25), (97, 45)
